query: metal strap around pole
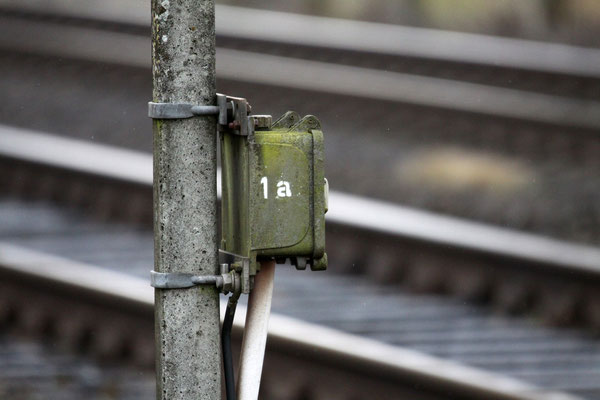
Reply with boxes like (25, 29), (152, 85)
(148, 102), (220, 119)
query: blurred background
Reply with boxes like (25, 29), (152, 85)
(224, 0), (600, 45)
(0, 0), (599, 399)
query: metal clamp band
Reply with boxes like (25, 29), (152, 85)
(148, 94), (253, 138)
(150, 270), (223, 289)
(148, 102), (220, 119)
(151, 250), (248, 293)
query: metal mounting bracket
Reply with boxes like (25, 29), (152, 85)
(148, 94), (254, 137)
(217, 94), (253, 136)
(150, 250), (250, 294)
(220, 249), (252, 294)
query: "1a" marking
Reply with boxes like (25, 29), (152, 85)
(260, 177), (292, 199)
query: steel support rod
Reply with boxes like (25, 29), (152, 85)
(151, 1), (221, 399)
(237, 260), (276, 400)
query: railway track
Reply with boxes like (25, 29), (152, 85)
(0, 2), (598, 246)
(0, 6), (599, 128)
(2, 125), (600, 333)
(0, 334), (155, 400)
(3, 1), (600, 84)
(0, 210), (595, 400)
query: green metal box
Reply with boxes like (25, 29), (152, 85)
(221, 111), (327, 277)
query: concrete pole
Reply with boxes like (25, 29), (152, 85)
(151, 1), (221, 400)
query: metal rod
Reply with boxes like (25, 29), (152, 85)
(190, 275), (220, 285)
(151, 0), (221, 399)
(191, 105), (220, 115)
(237, 260), (276, 400)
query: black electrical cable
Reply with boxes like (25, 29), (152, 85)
(222, 295), (239, 400)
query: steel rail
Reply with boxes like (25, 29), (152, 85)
(1, 125), (599, 277)
(0, 0), (599, 78)
(1, 17), (600, 130)
(0, 241), (580, 400)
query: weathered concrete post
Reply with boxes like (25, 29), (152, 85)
(151, 1), (221, 399)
